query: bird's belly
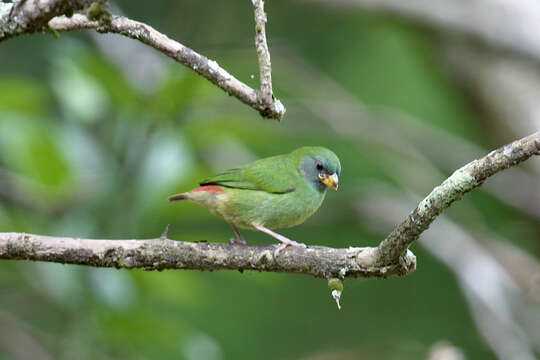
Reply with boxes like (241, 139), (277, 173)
(221, 189), (325, 230)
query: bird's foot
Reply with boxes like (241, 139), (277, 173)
(227, 222), (246, 245)
(252, 224), (306, 258)
(228, 237), (247, 245)
(274, 239), (306, 258)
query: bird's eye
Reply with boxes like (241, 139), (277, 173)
(316, 162), (323, 171)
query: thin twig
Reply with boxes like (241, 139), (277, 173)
(47, 13), (285, 120)
(0, 233), (416, 279)
(376, 131), (540, 265)
(252, 0), (284, 118)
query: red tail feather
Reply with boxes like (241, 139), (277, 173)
(189, 185), (224, 194)
(168, 185), (223, 202)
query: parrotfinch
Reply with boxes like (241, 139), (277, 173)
(168, 146), (340, 256)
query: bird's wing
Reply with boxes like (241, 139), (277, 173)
(200, 156), (296, 194)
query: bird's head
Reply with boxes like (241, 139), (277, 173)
(293, 146), (341, 192)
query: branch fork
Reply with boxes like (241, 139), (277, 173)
(0, 0), (285, 120)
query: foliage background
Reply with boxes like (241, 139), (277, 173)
(0, 1), (538, 359)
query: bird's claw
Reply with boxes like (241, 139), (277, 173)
(251, 224), (306, 258)
(273, 240), (306, 258)
(228, 237), (247, 245)
(273, 243), (287, 258)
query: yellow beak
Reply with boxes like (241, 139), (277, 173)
(318, 172), (339, 190)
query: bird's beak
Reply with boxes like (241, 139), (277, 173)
(318, 172), (339, 190)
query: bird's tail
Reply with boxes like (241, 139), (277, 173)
(168, 193), (188, 201)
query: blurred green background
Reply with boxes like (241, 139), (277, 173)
(1, 1), (539, 359)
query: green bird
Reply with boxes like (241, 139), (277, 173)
(168, 146), (341, 257)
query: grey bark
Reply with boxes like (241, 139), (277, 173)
(0, 233), (416, 279)
(0, 0), (93, 41)
(252, 0), (283, 118)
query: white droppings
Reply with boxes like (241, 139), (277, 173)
(272, 99), (286, 119)
(339, 267), (348, 277)
(250, 74), (255, 79)
(380, 267), (387, 274)
(401, 250), (417, 270)
(0, 3), (11, 17)
(331, 289), (342, 310)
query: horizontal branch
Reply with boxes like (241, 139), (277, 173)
(376, 131), (540, 265)
(0, 232), (416, 279)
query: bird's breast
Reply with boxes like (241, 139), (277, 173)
(220, 187), (325, 230)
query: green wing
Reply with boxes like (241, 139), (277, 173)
(200, 155), (296, 194)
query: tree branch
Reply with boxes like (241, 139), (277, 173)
(0, 233), (416, 279)
(252, 0), (283, 118)
(376, 131), (540, 265)
(0, 0), (93, 40)
(0, 2), (286, 120)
